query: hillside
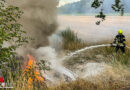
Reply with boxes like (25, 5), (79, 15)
(58, 0), (130, 15)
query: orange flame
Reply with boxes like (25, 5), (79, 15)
(23, 54), (44, 88)
(27, 54), (34, 66)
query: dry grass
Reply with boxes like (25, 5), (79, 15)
(13, 63), (130, 90)
(127, 39), (130, 47)
(64, 42), (130, 67)
(60, 41), (130, 90)
(49, 62), (130, 90)
(11, 76), (47, 90)
(48, 79), (130, 90)
(60, 28), (87, 51)
(11, 38), (130, 90)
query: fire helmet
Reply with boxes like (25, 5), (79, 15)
(118, 29), (123, 34)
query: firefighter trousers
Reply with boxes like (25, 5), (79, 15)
(115, 46), (125, 53)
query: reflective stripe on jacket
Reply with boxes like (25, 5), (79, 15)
(114, 34), (126, 47)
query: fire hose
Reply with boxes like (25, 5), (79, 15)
(110, 43), (130, 49)
(126, 46), (130, 49)
(61, 43), (130, 62)
(68, 44), (130, 58)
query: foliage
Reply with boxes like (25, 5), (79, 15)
(112, 0), (124, 15)
(0, 0), (28, 80)
(91, 0), (124, 25)
(95, 10), (106, 25)
(91, 0), (103, 9)
(37, 60), (50, 71)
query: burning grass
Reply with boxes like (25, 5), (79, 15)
(23, 55), (44, 88)
(14, 54), (47, 89)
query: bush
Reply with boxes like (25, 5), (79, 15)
(0, 0), (29, 81)
(60, 27), (86, 51)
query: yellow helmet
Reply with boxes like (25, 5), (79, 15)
(118, 29), (123, 34)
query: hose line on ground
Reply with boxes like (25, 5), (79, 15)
(126, 46), (130, 49)
(66, 44), (130, 60)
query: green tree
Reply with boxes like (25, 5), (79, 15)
(91, 0), (124, 25)
(0, 0), (28, 81)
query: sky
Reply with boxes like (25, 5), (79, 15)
(58, 0), (80, 7)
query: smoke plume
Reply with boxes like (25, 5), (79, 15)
(7, 0), (77, 82)
(7, 0), (58, 48)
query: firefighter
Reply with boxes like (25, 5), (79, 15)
(113, 30), (126, 53)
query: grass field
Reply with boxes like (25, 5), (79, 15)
(50, 29), (130, 90)
(12, 29), (130, 90)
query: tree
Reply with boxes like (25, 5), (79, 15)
(91, 0), (124, 25)
(0, 0), (28, 81)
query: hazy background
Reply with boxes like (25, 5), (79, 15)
(58, 16), (130, 43)
(58, 0), (130, 43)
(58, 0), (130, 14)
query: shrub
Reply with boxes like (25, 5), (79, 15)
(60, 27), (86, 51)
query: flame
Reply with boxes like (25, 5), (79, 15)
(27, 55), (34, 66)
(23, 54), (44, 88)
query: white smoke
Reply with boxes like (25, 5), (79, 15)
(49, 33), (63, 51)
(35, 47), (77, 81)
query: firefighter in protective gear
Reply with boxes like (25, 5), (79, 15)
(113, 30), (126, 53)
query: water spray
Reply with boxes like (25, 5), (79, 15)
(36, 47), (77, 81)
(63, 44), (130, 61)
(62, 44), (110, 61)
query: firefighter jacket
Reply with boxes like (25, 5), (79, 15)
(114, 34), (126, 47)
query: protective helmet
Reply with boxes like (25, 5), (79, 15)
(118, 29), (123, 34)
